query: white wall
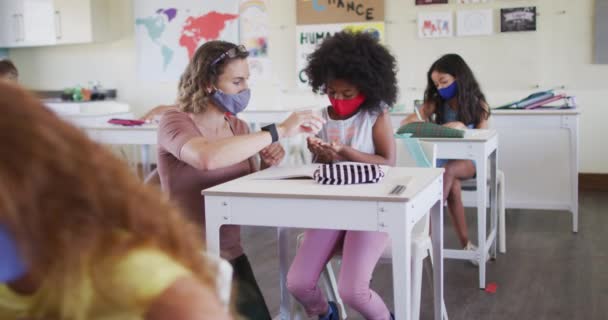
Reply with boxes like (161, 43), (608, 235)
(8, 0), (608, 173)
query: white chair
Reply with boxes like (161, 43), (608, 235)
(461, 169), (507, 253)
(203, 253), (234, 309)
(291, 139), (448, 320)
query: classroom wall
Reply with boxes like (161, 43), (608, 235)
(8, 0), (608, 173)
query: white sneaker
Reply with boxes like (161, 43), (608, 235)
(464, 241), (489, 267)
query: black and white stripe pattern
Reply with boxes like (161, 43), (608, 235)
(313, 163), (385, 185)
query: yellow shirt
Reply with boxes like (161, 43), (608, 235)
(0, 248), (192, 320)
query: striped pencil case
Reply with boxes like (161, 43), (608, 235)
(313, 162), (385, 185)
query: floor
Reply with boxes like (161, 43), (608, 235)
(241, 191), (608, 320)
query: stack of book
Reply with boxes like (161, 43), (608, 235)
(495, 90), (575, 110)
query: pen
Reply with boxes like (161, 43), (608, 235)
(414, 105), (423, 121)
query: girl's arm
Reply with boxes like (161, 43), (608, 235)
(476, 102), (490, 129)
(400, 102), (435, 126)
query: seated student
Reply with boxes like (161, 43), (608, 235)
(156, 40), (324, 320)
(0, 82), (231, 320)
(287, 31), (397, 320)
(0, 59), (19, 82)
(400, 53), (490, 260)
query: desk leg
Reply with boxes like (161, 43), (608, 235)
(477, 153), (488, 289)
(568, 116), (579, 233)
(140, 144), (151, 177)
(490, 150), (498, 259)
(430, 198), (445, 320)
(205, 197), (226, 257)
(278, 227), (292, 320)
(389, 206), (412, 320)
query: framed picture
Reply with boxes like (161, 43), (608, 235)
(416, 0), (448, 5)
(501, 7), (536, 32)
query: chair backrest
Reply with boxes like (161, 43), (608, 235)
(395, 137), (436, 236)
(202, 252), (233, 308)
(395, 139), (436, 168)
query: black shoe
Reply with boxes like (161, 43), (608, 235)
(390, 312), (395, 320)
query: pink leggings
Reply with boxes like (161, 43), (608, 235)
(286, 229), (391, 320)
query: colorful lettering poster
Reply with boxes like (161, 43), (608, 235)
(297, 0), (384, 24)
(500, 7), (536, 32)
(418, 11), (453, 38)
(295, 22), (385, 88)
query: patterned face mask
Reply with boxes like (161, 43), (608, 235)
(211, 88), (251, 115)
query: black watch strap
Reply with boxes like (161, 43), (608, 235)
(261, 123), (279, 143)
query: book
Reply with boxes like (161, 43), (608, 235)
(524, 94), (566, 109)
(494, 90), (554, 109)
(250, 164), (318, 180)
(250, 163), (392, 180)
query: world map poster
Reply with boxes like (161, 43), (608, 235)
(134, 0), (239, 82)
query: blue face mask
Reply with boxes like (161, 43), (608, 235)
(0, 224), (27, 283)
(438, 81), (458, 100)
(211, 88), (251, 115)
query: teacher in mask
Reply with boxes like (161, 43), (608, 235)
(157, 40), (324, 320)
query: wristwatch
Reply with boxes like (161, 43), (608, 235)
(261, 123), (279, 143)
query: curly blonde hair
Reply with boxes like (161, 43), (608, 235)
(177, 41), (249, 113)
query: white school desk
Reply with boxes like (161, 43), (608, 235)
(81, 124), (158, 175)
(203, 167), (446, 320)
(490, 109), (580, 232)
(394, 109), (580, 232)
(421, 129), (499, 289)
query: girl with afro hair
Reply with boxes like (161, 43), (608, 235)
(287, 31), (398, 320)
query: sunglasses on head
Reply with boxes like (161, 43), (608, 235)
(210, 45), (248, 67)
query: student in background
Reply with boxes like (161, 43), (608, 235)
(156, 40), (324, 320)
(0, 59), (18, 82)
(287, 31), (396, 320)
(0, 82), (230, 320)
(140, 104), (176, 123)
(400, 53), (490, 260)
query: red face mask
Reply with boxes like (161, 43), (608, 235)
(328, 93), (366, 117)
